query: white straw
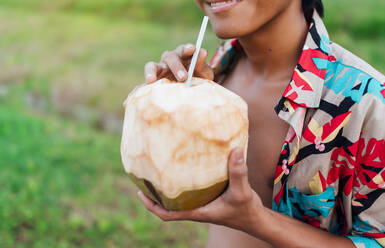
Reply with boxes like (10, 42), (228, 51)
(185, 16), (209, 87)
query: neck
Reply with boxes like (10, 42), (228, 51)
(238, 1), (308, 81)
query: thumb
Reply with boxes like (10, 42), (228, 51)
(195, 49), (214, 81)
(228, 148), (250, 194)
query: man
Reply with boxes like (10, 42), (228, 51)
(138, 0), (385, 247)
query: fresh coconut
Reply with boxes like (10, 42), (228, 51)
(121, 77), (248, 211)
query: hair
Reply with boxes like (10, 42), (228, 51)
(302, 0), (324, 21)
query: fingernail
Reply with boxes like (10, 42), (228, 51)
(185, 44), (194, 50)
(235, 149), (244, 164)
(146, 74), (153, 81)
(177, 70), (186, 80)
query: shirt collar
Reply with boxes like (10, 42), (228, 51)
(209, 11), (331, 110)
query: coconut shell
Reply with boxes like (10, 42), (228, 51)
(121, 77), (248, 211)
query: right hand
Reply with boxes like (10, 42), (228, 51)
(144, 43), (214, 84)
(124, 44), (214, 108)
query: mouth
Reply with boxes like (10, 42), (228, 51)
(206, 0), (242, 13)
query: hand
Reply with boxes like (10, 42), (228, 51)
(123, 44), (214, 107)
(144, 44), (214, 84)
(138, 148), (266, 233)
(138, 149), (357, 248)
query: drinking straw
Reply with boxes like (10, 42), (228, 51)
(185, 16), (209, 87)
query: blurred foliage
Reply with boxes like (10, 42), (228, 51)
(0, 0), (383, 122)
(0, 83), (207, 247)
(324, 0), (385, 39)
(1, 0), (384, 40)
(0, 0), (203, 25)
(0, 0), (384, 247)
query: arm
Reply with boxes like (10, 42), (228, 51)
(138, 148), (356, 248)
(250, 207), (355, 248)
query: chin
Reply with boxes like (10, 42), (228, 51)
(198, 0), (293, 40)
(211, 21), (253, 39)
(212, 28), (238, 39)
(204, 6), (262, 39)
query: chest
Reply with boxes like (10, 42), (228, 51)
(222, 73), (290, 206)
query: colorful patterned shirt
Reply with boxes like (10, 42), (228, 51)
(209, 11), (385, 248)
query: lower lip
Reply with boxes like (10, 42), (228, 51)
(209, 0), (241, 13)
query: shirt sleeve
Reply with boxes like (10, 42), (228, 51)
(346, 97), (385, 248)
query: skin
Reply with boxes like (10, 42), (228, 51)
(135, 0), (356, 247)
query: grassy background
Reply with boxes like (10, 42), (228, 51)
(0, 0), (384, 247)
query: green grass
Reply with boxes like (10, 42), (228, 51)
(0, 0), (383, 122)
(323, 0), (385, 72)
(0, 0), (384, 247)
(0, 0), (204, 25)
(0, 84), (207, 247)
(0, 6), (220, 120)
(0, 0), (383, 121)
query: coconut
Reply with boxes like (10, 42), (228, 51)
(121, 77), (248, 211)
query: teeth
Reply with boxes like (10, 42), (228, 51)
(210, 0), (233, 7)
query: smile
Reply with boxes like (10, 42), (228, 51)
(207, 0), (242, 13)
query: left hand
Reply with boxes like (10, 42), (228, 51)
(138, 148), (266, 232)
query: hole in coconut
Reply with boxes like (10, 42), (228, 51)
(144, 179), (164, 207)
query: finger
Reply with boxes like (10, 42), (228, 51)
(226, 148), (252, 202)
(175, 43), (196, 59)
(198, 64), (214, 81)
(195, 49), (208, 71)
(194, 49), (214, 80)
(161, 51), (188, 81)
(157, 62), (168, 78)
(138, 191), (206, 222)
(144, 62), (164, 83)
(138, 191), (172, 219)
